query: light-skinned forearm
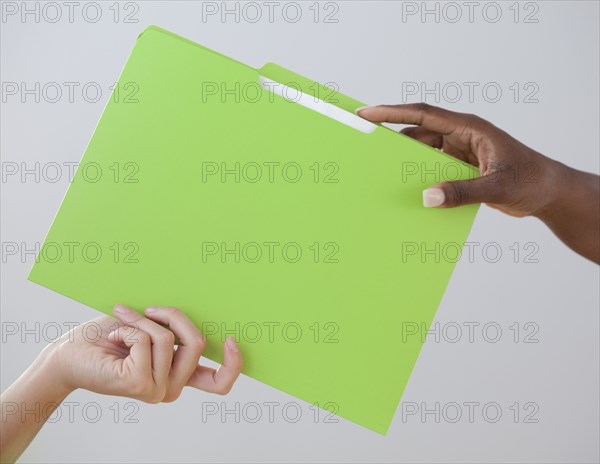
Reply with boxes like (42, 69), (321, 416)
(1, 347), (73, 464)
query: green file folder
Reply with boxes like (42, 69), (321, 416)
(29, 26), (479, 434)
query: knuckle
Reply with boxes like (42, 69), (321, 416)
(123, 321), (140, 331)
(130, 330), (150, 345)
(155, 331), (175, 347)
(215, 383), (233, 396)
(144, 395), (162, 405)
(145, 387), (167, 404)
(466, 113), (489, 129)
(414, 102), (432, 113)
(162, 388), (183, 403)
(189, 333), (207, 350)
(448, 182), (469, 205)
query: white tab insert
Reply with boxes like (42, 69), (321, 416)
(259, 76), (377, 134)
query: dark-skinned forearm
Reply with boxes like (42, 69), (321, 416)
(535, 161), (600, 264)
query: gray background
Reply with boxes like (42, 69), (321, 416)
(1, 1), (599, 462)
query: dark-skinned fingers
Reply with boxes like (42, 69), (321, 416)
(423, 174), (508, 208)
(357, 103), (471, 135)
(400, 126), (444, 149)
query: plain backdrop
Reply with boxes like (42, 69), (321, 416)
(1, 1), (599, 462)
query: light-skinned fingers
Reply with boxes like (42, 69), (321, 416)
(113, 304), (175, 389)
(143, 306), (206, 400)
(186, 336), (243, 395)
(107, 325), (152, 379)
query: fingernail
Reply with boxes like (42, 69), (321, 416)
(107, 330), (118, 340)
(355, 105), (375, 114)
(423, 188), (445, 207)
(226, 336), (239, 352)
(145, 307), (158, 313)
(113, 304), (130, 315)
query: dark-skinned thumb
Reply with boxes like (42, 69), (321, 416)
(423, 175), (504, 208)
